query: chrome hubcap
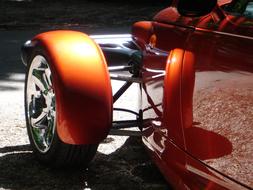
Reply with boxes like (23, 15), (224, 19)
(26, 55), (56, 153)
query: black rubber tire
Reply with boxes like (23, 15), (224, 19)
(24, 45), (98, 168)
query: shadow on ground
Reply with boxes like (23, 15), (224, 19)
(0, 137), (170, 190)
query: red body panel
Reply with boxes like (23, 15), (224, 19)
(134, 1), (253, 189)
(184, 14), (253, 188)
(33, 31), (112, 145)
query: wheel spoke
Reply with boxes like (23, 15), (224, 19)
(31, 128), (45, 148)
(26, 55), (56, 153)
(30, 109), (48, 129)
(32, 68), (51, 93)
(44, 113), (55, 145)
(44, 68), (53, 88)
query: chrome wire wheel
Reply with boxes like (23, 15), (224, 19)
(26, 55), (56, 153)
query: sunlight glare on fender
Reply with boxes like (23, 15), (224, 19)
(70, 42), (98, 58)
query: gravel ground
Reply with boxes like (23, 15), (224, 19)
(0, 1), (171, 190)
(0, 76), (169, 190)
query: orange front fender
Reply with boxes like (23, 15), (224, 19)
(33, 30), (112, 145)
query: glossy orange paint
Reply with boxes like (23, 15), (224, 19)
(141, 48), (187, 189)
(33, 30), (112, 145)
(163, 49), (185, 146)
(132, 21), (153, 49)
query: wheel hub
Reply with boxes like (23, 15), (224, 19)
(26, 55), (56, 153)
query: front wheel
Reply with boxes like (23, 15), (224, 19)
(25, 49), (98, 168)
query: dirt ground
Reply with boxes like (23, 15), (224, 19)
(0, 1), (172, 189)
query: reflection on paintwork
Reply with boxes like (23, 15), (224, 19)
(133, 1), (253, 189)
(192, 71), (253, 187)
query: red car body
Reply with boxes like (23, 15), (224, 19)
(135, 0), (253, 189)
(21, 0), (252, 189)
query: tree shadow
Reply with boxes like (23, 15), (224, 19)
(0, 137), (170, 190)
